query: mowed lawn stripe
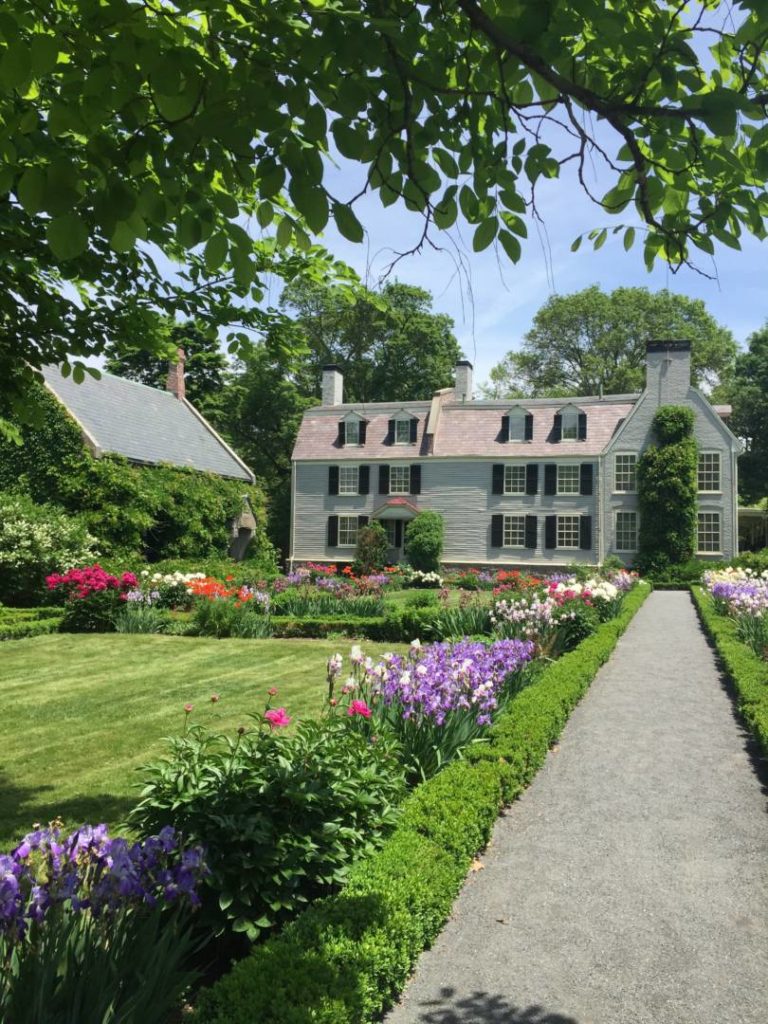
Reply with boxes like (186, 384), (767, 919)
(0, 634), (405, 845)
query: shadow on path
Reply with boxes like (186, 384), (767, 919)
(402, 988), (580, 1024)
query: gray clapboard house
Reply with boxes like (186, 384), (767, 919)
(290, 341), (742, 568)
(42, 352), (258, 558)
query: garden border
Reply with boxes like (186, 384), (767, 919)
(193, 584), (651, 1024)
(691, 584), (768, 756)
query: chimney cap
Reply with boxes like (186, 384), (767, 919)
(322, 363), (341, 372)
(456, 359), (473, 368)
(646, 340), (691, 353)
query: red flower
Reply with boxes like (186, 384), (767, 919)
(265, 707), (291, 729)
(348, 700), (372, 719)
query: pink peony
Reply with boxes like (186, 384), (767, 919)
(183, 703), (194, 714)
(264, 707), (291, 729)
(348, 700), (372, 719)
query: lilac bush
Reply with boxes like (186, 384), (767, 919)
(327, 638), (535, 782)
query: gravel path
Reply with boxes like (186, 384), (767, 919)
(386, 591), (768, 1024)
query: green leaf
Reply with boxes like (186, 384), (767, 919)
(623, 226), (636, 251)
(177, 211), (202, 248)
(473, 218), (497, 252)
(433, 197), (457, 229)
(276, 215), (293, 248)
(570, 235), (582, 253)
(17, 166), (46, 214)
(204, 232), (228, 271)
(289, 179), (328, 233)
(593, 228), (607, 251)
(256, 201), (274, 228)
(110, 220), (136, 253)
(498, 229), (521, 262)
(332, 202), (364, 243)
(30, 34), (59, 75)
(0, 43), (31, 89)
(47, 213), (88, 261)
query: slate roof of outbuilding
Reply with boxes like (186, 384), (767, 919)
(42, 365), (253, 482)
(292, 395), (639, 461)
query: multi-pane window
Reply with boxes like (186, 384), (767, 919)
(697, 512), (721, 553)
(344, 419), (360, 445)
(615, 511), (638, 552)
(504, 465), (526, 494)
(395, 418), (411, 444)
(503, 515), (526, 547)
(561, 408), (579, 440)
(614, 454), (637, 493)
(557, 464), (580, 494)
(557, 515), (581, 549)
(508, 410), (526, 442)
(338, 466), (359, 495)
(698, 453), (721, 492)
(389, 465), (411, 494)
(338, 515), (359, 547)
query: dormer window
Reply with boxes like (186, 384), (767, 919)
(338, 414), (366, 447)
(502, 408), (534, 443)
(554, 405), (587, 442)
(388, 413), (418, 445)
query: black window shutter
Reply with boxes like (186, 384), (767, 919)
(526, 463), (538, 495)
(359, 420), (367, 445)
(544, 464), (557, 495)
(492, 464), (505, 495)
(358, 514), (369, 529)
(327, 515), (338, 546)
(552, 413), (562, 442)
(410, 464), (421, 495)
(545, 515), (557, 549)
(501, 414), (510, 441)
(395, 520), (403, 547)
(578, 412), (587, 440)
(337, 422), (346, 446)
(328, 466), (339, 495)
(379, 464), (390, 494)
(491, 514), (504, 548)
(580, 463), (593, 496)
(409, 418), (418, 443)
(358, 465), (370, 495)
(524, 413), (534, 441)
(385, 420), (395, 445)
(525, 515), (537, 549)
(580, 515), (592, 550)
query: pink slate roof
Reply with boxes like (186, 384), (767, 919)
(292, 398), (637, 460)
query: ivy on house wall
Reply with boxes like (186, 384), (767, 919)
(637, 406), (697, 572)
(0, 385), (276, 568)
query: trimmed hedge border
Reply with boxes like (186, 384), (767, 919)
(691, 585), (768, 756)
(0, 617), (62, 641)
(192, 584), (651, 1024)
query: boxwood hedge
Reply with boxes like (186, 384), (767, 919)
(691, 585), (768, 756)
(192, 584), (651, 1024)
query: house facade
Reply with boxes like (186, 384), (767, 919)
(290, 342), (742, 568)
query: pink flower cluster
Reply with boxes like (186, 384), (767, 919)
(46, 564), (138, 600)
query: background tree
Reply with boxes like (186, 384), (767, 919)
(105, 318), (230, 425)
(484, 287), (737, 398)
(279, 280), (462, 402)
(728, 326), (768, 504)
(4, 1), (768, 433)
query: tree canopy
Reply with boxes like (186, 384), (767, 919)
(729, 325), (768, 503)
(3, 1), (768, 429)
(279, 280), (462, 403)
(484, 286), (737, 398)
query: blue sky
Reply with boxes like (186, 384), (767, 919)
(302, 150), (768, 390)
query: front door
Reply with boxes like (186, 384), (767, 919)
(381, 518), (404, 563)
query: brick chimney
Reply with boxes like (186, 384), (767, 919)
(454, 359), (473, 402)
(645, 340), (691, 404)
(321, 364), (343, 406)
(166, 347), (186, 401)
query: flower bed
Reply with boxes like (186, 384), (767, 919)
(701, 567), (768, 660)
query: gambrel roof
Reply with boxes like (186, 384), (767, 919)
(42, 364), (254, 482)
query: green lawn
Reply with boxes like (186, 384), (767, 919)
(0, 633), (405, 846)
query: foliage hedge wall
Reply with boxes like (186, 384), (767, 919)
(0, 384), (275, 568)
(637, 405), (697, 572)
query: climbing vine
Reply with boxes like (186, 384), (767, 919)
(0, 385), (276, 568)
(637, 406), (697, 572)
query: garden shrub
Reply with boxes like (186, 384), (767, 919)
(637, 405), (697, 571)
(0, 492), (98, 606)
(692, 586), (768, 755)
(352, 523), (389, 576)
(128, 712), (406, 942)
(192, 585), (650, 1024)
(114, 603), (171, 634)
(404, 511), (443, 573)
(402, 590), (439, 609)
